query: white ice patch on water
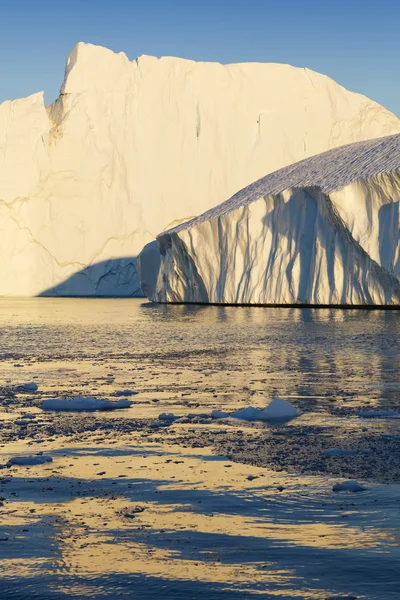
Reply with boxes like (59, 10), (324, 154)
(332, 480), (366, 492)
(212, 398), (300, 422)
(41, 396), (131, 411)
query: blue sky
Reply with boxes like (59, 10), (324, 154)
(1, 0), (399, 115)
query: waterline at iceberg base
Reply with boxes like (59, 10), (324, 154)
(147, 134), (400, 307)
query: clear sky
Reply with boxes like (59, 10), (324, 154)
(1, 0), (399, 116)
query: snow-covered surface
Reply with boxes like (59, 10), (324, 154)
(1, 42), (400, 296)
(153, 134), (400, 306)
(41, 396), (131, 411)
(212, 398), (300, 422)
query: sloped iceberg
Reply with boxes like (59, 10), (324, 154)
(149, 134), (400, 306)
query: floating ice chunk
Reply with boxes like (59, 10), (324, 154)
(15, 419), (32, 426)
(41, 396), (131, 411)
(332, 480), (366, 492)
(231, 406), (264, 421)
(22, 382), (38, 392)
(113, 389), (139, 397)
(211, 410), (230, 419)
(359, 409), (400, 418)
(158, 413), (177, 421)
(322, 449), (356, 457)
(212, 399), (300, 422)
(260, 398), (301, 420)
(7, 455), (53, 466)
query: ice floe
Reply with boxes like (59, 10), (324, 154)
(359, 409), (400, 418)
(212, 398), (300, 422)
(158, 413), (177, 421)
(18, 382), (38, 392)
(41, 396), (131, 411)
(6, 455), (53, 466)
(332, 480), (366, 493)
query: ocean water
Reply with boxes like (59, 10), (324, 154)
(0, 299), (399, 599)
(0, 298), (399, 408)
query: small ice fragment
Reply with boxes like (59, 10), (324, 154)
(332, 480), (366, 493)
(322, 449), (356, 457)
(158, 413), (177, 421)
(231, 406), (264, 421)
(260, 398), (301, 420)
(247, 475), (258, 481)
(15, 419), (32, 426)
(7, 455), (52, 466)
(359, 409), (400, 418)
(22, 383), (38, 392)
(114, 389), (139, 397)
(213, 399), (300, 422)
(41, 396), (131, 411)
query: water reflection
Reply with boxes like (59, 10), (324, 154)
(0, 299), (399, 598)
(1, 442), (399, 599)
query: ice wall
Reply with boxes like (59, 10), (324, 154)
(1, 42), (400, 296)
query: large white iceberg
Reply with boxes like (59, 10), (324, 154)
(1, 42), (400, 296)
(150, 134), (400, 306)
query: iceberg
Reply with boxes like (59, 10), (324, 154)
(1, 42), (400, 296)
(151, 134), (400, 306)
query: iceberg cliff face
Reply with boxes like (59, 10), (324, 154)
(1, 42), (400, 296)
(152, 135), (400, 306)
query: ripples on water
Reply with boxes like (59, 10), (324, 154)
(0, 299), (399, 599)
